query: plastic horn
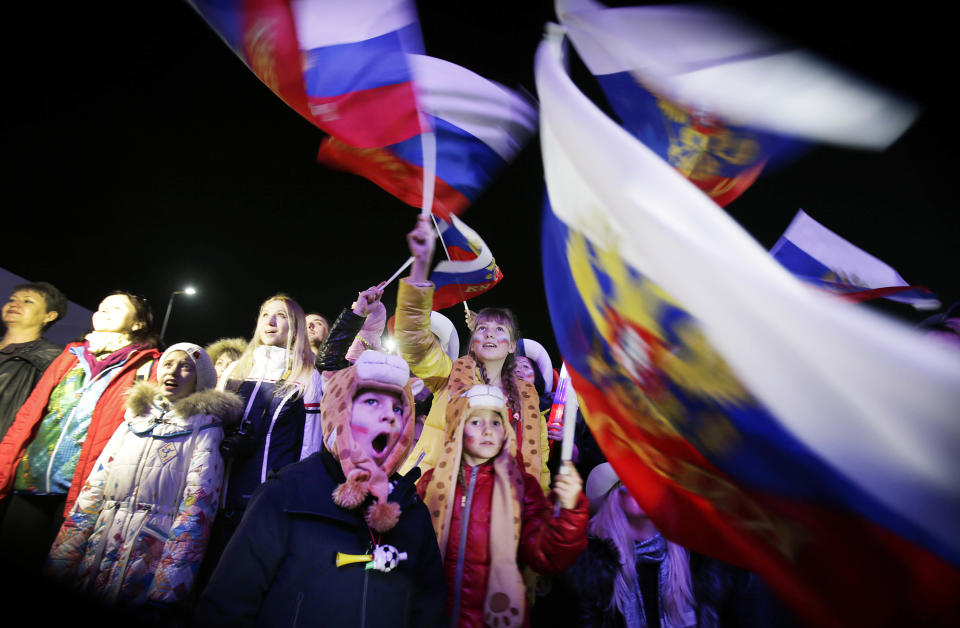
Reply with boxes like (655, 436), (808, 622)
(335, 552), (372, 568)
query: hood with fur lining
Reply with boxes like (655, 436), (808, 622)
(126, 381), (244, 428)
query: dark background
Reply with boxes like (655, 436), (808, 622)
(3, 1), (955, 361)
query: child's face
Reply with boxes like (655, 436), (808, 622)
(462, 408), (506, 466)
(470, 317), (516, 362)
(157, 351), (198, 401)
(350, 389), (404, 466)
(513, 356), (536, 384)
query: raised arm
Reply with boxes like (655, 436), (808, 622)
(396, 216), (453, 392)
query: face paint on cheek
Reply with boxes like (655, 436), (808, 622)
(352, 425), (370, 435)
(464, 434), (476, 445)
(496, 338), (509, 346)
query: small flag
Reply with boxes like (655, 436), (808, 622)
(429, 214), (502, 310)
(771, 209), (940, 309)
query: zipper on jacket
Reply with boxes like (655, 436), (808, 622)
(260, 385), (299, 483)
(43, 361), (124, 493)
(450, 465), (478, 627)
(292, 591), (304, 628)
(360, 568), (370, 628)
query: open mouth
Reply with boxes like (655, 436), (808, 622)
(371, 432), (390, 455)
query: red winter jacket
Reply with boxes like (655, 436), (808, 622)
(418, 461), (588, 628)
(0, 342), (158, 516)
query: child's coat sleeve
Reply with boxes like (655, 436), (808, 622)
(396, 280), (453, 393)
(517, 473), (589, 575)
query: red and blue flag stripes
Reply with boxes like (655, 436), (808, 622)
(429, 214), (502, 311)
(317, 54), (537, 217)
(771, 209), (940, 309)
(189, 0), (424, 148)
(541, 198), (960, 627)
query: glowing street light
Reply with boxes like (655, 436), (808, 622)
(161, 286), (197, 340)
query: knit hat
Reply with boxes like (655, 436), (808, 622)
(345, 302), (387, 362)
(160, 342), (218, 392)
(424, 383), (527, 625)
(320, 350), (415, 532)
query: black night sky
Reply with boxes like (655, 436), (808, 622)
(3, 1), (956, 361)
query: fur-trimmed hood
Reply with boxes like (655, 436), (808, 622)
(126, 381), (244, 428)
(204, 337), (248, 368)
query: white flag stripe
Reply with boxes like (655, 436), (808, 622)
(556, 0), (919, 148)
(537, 26), (960, 559)
(291, 0), (417, 48)
(409, 55), (537, 161)
(778, 209), (910, 287)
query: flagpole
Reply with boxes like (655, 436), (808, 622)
(419, 130), (436, 216)
(382, 257), (415, 289)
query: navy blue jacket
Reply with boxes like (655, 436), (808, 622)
(196, 448), (447, 628)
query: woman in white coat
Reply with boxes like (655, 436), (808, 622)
(45, 343), (242, 608)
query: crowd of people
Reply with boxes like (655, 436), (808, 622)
(0, 217), (792, 627)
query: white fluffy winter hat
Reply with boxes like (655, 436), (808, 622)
(160, 342), (218, 392)
(354, 349), (411, 395)
(461, 384), (509, 422)
(429, 310), (460, 361)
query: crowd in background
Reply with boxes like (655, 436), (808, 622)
(0, 217), (877, 628)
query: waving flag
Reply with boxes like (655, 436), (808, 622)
(429, 214), (502, 310)
(772, 209), (941, 310)
(556, 0), (918, 206)
(189, 0), (424, 148)
(537, 27), (960, 628)
(317, 54), (538, 217)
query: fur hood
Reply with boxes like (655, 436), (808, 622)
(126, 381), (244, 428)
(204, 337), (248, 367)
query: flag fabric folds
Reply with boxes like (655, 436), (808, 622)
(771, 209), (941, 310)
(555, 0), (918, 206)
(429, 214), (503, 310)
(537, 25), (960, 628)
(318, 54), (538, 217)
(189, 0), (424, 148)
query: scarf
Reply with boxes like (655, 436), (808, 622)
(82, 332), (139, 380)
(623, 534), (696, 628)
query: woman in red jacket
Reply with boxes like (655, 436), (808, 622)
(0, 291), (160, 573)
(418, 384), (589, 628)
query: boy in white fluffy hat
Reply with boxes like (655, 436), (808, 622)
(418, 384), (589, 628)
(196, 350), (445, 627)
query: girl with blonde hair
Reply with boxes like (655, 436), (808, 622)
(201, 295), (322, 577)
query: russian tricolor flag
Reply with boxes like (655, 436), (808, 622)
(771, 209), (941, 310)
(317, 54), (538, 217)
(189, 0), (424, 148)
(429, 214), (503, 310)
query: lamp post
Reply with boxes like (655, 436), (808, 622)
(160, 286), (197, 340)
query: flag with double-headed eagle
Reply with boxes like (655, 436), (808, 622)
(555, 0), (918, 206)
(188, 0), (424, 148)
(537, 25), (960, 628)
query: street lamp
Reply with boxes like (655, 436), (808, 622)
(161, 286), (197, 340)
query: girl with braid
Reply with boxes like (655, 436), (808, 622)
(395, 215), (552, 492)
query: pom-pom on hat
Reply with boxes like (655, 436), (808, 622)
(320, 350), (416, 532)
(160, 342), (217, 392)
